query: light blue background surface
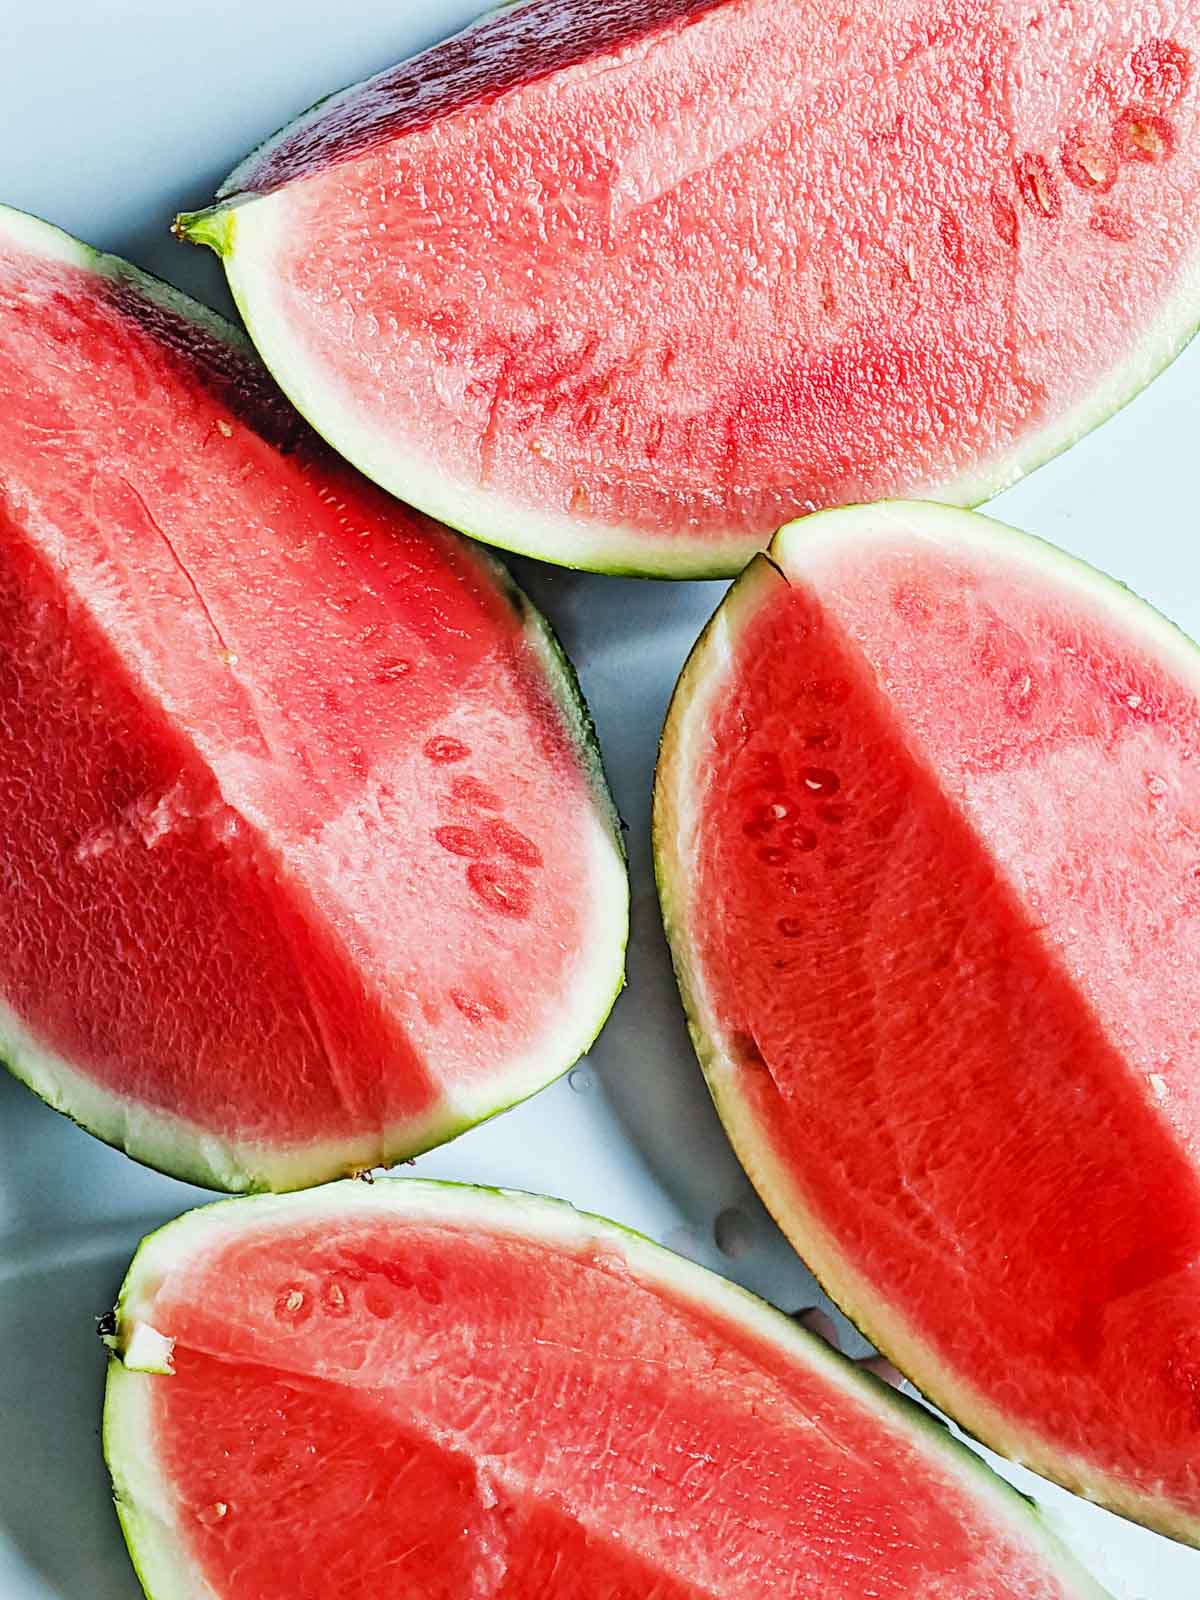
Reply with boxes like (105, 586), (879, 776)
(0, 3), (1198, 1594)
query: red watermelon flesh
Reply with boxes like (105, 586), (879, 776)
(0, 207), (626, 1192)
(102, 1181), (1108, 1599)
(654, 501), (1200, 1542)
(181, 0), (1200, 576)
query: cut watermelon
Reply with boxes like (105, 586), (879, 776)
(0, 205), (626, 1193)
(103, 1178), (1110, 1599)
(178, 0), (1200, 578)
(654, 500), (1200, 1543)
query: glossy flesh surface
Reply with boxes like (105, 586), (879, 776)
(0, 209), (625, 1189)
(204, 0), (1200, 573)
(655, 502), (1200, 1539)
(105, 1183), (1104, 1599)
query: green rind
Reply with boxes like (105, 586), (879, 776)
(173, 3), (1200, 582)
(102, 1177), (1111, 1600)
(652, 498), (1200, 1548)
(0, 202), (628, 1194)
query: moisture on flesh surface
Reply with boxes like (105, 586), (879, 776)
(183, 0), (1200, 575)
(103, 1182), (1107, 1600)
(654, 501), (1200, 1543)
(0, 207), (625, 1192)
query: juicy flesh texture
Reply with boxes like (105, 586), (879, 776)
(145, 1216), (1076, 1598)
(690, 539), (1200, 1518)
(0, 239), (595, 1149)
(248, 0), (1198, 554)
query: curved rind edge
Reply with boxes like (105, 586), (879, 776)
(102, 1178), (1112, 1600)
(0, 201), (628, 1192)
(176, 112), (1200, 580)
(651, 498), (1200, 1549)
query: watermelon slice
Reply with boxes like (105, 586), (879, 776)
(103, 1178), (1110, 1599)
(654, 500), (1200, 1543)
(0, 205), (626, 1193)
(177, 0), (1200, 578)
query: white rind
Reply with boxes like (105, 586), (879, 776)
(210, 199), (758, 579)
(103, 1178), (1110, 1600)
(653, 499), (1200, 1547)
(0, 202), (628, 1192)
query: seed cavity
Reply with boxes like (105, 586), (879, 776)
(1130, 38), (1192, 104)
(468, 861), (532, 918)
(424, 735), (469, 764)
(321, 1278), (352, 1317)
(990, 188), (1019, 247)
(1061, 132), (1118, 192)
(196, 1502), (228, 1526)
(487, 819), (543, 866)
(801, 767), (841, 797)
(434, 824), (489, 858)
(273, 1285), (312, 1325)
(1114, 107), (1175, 163)
(1015, 153), (1062, 218)
(452, 775), (503, 810)
(777, 916), (805, 939)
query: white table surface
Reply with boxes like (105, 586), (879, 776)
(0, 3), (1198, 1595)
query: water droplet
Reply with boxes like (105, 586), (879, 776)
(777, 916), (805, 938)
(434, 824), (489, 858)
(468, 862), (532, 918)
(273, 1285), (311, 1325)
(424, 736), (469, 764)
(713, 1207), (756, 1259)
(568, 1065), (593, 1093)
(801, 767), (841, 797)
(196, 1502), (228, 1526)
(1150, 1072), (1169, 1099)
